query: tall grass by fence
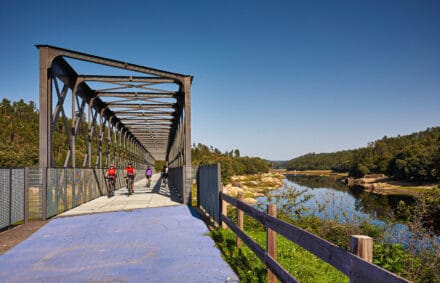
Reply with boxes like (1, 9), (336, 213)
(195, 163), (411, 283)
(220, 192), (410, 283)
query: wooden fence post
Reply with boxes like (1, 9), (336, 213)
(237, 192), (244, 248)
(350, 235), (373, 263)
(349, 235), (373, 283)
(222, 197), (228, 229)
(267, 204), (277, 283)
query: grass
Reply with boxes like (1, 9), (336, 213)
(211, 228), (348, 283)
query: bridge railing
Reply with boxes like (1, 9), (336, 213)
(169, 166), (184, 203)
(1, 167), (145, 230)
(196, 164), (221, 224)
(0, 168), (27, 231)
(195, 163), (409, 282)
(221, 192), (410, 283)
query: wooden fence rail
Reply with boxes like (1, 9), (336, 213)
(220, 192), (410, 283)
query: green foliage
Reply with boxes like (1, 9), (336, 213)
(373, 243), (413, 275)
(211, 228), (348, 282)
(287, 150), (356, 172)
(192, 143), (270, 183)
(155, 160), (166, 173)
(0, 98), (138, 168)
(414, 187), (440, 235)
(216, 180), (439, 282)
(395, 200), (413, 222)
(211, 228), (267, 282)
(373, 240), (439, 283)
(0, 99), (39, 167)
(287, 127), (440, 183)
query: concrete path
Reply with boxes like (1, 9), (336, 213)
(59, 174), (181, 217)
(0, 174), (239, 282)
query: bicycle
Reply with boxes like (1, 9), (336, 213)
(162, 173), (167, 187)
(106, 177), (116, 198)
(125, 176), (134, 196)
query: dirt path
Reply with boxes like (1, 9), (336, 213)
(0, 220), (49, 255)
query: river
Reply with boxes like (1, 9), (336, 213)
(256, 174), (419, 245)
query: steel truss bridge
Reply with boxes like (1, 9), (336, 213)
(37, 45), (193, 205)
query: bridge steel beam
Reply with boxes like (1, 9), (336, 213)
(37, 45), (193, 205)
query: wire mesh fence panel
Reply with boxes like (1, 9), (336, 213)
(74, 169), (82, 207)
(47, 168), (59, 218)
(65, 169), (74, 211)
(3, 167), (152, 224)
(0, 169), (12, 230)
(10, 169), (25, 225)
(91, 169), (102, 199)
(82, 169), (94, 203)
(27, 167), (43, 220)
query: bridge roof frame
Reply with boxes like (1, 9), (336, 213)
(37, 44), (193, 166)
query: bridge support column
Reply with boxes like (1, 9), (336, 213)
(183, 77), (192, 205)
(38, 46), (56, 220)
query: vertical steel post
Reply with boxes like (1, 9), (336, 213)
(24, 167), (29, 223)
(38, 47), (53, 220)
(183, 77), (192, 205)
(9, 168), (12, 228)
(87, 104), (92, 167)
(71, 91), (76, 168)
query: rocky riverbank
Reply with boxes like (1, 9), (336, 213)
(346, 174), (434, 196)
(223, 172), (285, 204)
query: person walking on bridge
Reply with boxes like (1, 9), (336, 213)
(124, 162), (136, 195)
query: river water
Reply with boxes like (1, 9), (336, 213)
(256, 174), (418, 245)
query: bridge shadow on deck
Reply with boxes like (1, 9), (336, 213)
(150, 176), (182, 203)
(57, 174), (181, 218)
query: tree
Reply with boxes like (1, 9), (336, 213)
(234, 149), (240, 158)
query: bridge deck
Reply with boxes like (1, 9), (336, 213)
(0, 175), (239, 282)
(59, 174), (181, 217)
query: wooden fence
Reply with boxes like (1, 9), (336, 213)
(221, 192), (410, 283)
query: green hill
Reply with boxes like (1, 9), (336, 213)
(287, 127), (440, 182)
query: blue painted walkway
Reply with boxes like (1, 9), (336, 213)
(0, 206), (239, 282)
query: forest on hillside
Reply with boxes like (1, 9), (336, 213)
(0, 99), (271, 181)
(0, 99), (39, 167)
(0, 98), (118, 168)
(192, 143), (270, 182)
(287, 127), (440, 182)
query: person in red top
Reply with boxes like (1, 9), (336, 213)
(105, 164), (117, 197)
(124, 162), (136, 195)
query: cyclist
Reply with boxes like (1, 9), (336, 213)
(145, 166), (152, 187)
(105, 163), (117, 197)
(124, 162), (136, 195)
(162, 165), (168, 186)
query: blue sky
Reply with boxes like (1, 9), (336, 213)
(1, 0), (439, 160)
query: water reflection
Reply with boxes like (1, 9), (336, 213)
(257, 174), (415, 225)
(256, 174), (438, 249)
